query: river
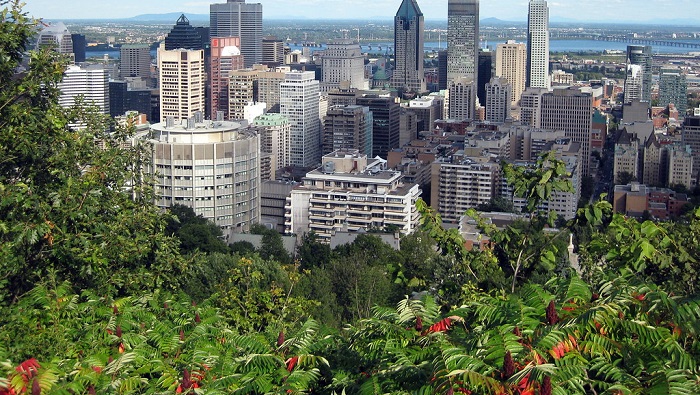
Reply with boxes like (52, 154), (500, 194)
(86, 39), (700, 59)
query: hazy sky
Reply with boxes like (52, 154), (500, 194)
(21, 0), (700, 23)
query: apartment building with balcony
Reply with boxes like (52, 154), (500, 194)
(285, 149), (421, 243)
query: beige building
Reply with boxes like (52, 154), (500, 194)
(495, 40), (526, 106)
(229, 65), (288, 116)
(285, 150), (422, 243)
(431, 154), (501, 223)
(253, 113), (291, 179)
(614, 131), (640, 184)
(147, 117), (260, 233)
(158, 48), (205, 121)
(448, 77), (477, 120)
(667, 143), (693, 189)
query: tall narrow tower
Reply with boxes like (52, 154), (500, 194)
(626, 45), (652, 104)
(446, 0), (479, 85)
(280, 71), (321, 167)
(526, 0), (549, 89)
(210, 0), (263, 68)
(391, 0), (426, 94)
(158, 48), (205, 121)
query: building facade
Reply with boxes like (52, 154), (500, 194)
(210, 0), (263, 68)
(158, 48), (205, 121)
(431, 155), (500, 223)
(448, 77), (477, 121)
(164, 15), (204, 51)
(210, 37), (245, 120)
(446, 0), (479, 86)
(323, 105), (373, 156)
(253, 113), (292, 178)
(148, 118), (261, 233)
(659, 68), (688, 117)
(485, 77), (512, 123)
(120, 44), (151, 81)
(321, 40), (367, 93)
(539, 87), (593, 175)
(262, 36), (284, 66)
(58, 64), (109, 113)
(495, 40), (526, 106)
(626, 45), (652, 103)
(356, 95), (401, 159)
(37, 22), (74, 56)
(285, 150), (422, 243)
(391, 0), (426, 93)
(280, 71), (321, 167)
(526, 0), (550, 89)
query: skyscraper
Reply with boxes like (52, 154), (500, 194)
(210, 37), (245, 120)
(120, 44), (151, 80)
(356, 96), (401, 158)
(448, 77), (477, 120)
(323, 105), (373, 156)
(280, 71), (321, 167)
(164, 15), (204, 51)
(659, 67), (688, 117)
(446, 0), (479, 85)
(496, 40), (526, 106)
(526, 0), (550, 89)
(623, 64), (644, 103)
(322, 40), (368, 93)
(158, 48), (205, 121)
(626, 45), (652, 103)
(391, 0), (426, 94)
(539, 87), (593, 176)
(485, 77), (512, 123)
(262, 36), (284, 66)
(37, 22), (73, 56)
(71, 33), (86, 63)
(210, 0), (263, 68)
(59, 64), (109, 113)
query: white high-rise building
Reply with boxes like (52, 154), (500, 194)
(624, 64), (644, 103)
(485, 77), (512, 123)
(210, 0), (263, 68)
(527, 0), (550, 89)
(446, 0), (479, 85)
(280, 71), (321, 167)
(285, 150), (422, 243)
(495, 40), (526, 106)
(37, 22), (73, 56)
(448, 77), (477, 120)
(58, 64), (109, 113)
(321, 40), (368, 92)
(158, 48), (205, 121)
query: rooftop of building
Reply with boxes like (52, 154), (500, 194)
(253, 113), (289, 126)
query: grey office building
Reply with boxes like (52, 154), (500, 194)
(210, 0), (263, 67)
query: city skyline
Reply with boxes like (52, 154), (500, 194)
(24, 0), (700, 24)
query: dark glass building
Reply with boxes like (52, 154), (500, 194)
(356, 96), (401, 159)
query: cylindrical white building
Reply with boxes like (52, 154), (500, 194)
(148, 118), (261, 233)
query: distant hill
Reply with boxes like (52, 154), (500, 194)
(480, 17), (524, 26)
(125, 12), (209, 22)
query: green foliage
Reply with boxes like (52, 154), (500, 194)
(0, 1), (186, 301)
(503, 151), (574, 215)
(297, 231), (331, 270)
(251, 223), (292, 264)
(166, 204), (229, 254)
(215, 255), (318, 333)
(0, 281), (329, 394)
